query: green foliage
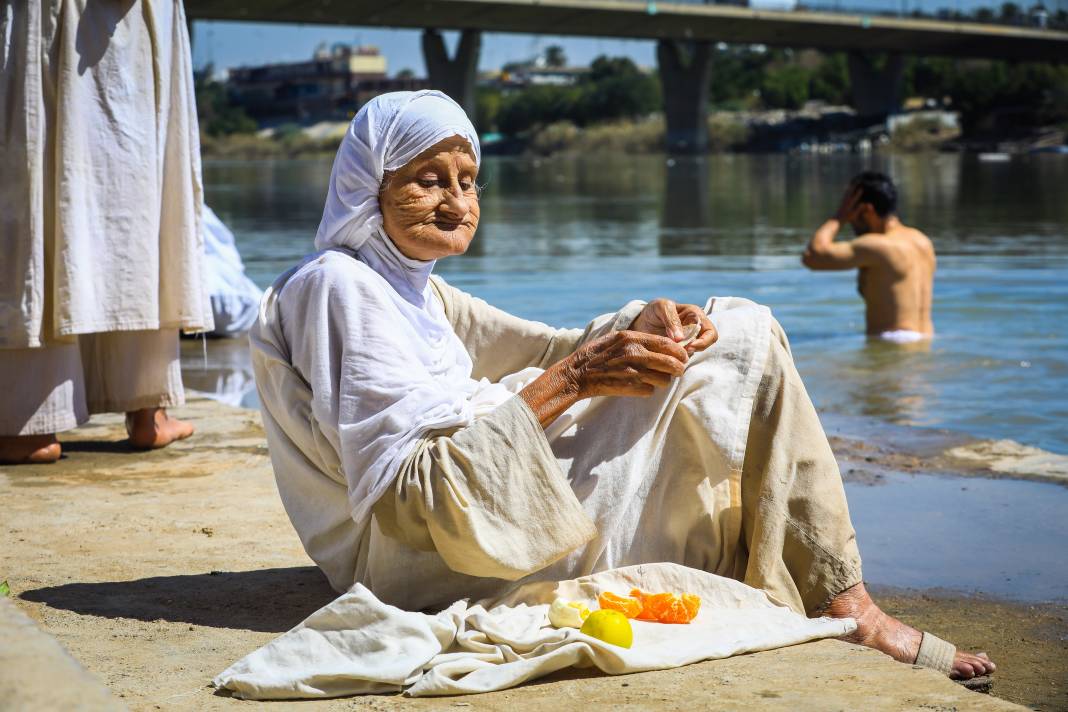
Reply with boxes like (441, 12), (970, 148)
(708, 48), (765, 107)
(0, 580), (9, 597)
(476, 88), (503, 132)
(497, 55), (659, 137)
(194, 68), (257, 137)
(545, 45), (567, 68)
(761, 64), (811, 110)
(273, 123), (303, 141)
(905, 57), (1068, 132)
(809, 53), (851, 105)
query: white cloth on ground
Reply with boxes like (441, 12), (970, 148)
(0, 0), (213, 348)
(213, 562), (855, 699)
(877, 329), (929, 343)
(201, 206), (262, 336)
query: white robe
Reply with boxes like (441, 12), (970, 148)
(0, 0), (212, 349)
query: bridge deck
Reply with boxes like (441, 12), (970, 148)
(186, 0), (1068, 62)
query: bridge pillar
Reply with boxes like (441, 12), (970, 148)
(657, 40), (713, 154)
(422, 29), (481, 120)
(847, 52), (906, 121)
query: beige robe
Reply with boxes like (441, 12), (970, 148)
(0, 0), (212, 349)
(252, 261), (862, 616)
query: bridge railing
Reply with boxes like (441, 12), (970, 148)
(636, 0), (1068, 31)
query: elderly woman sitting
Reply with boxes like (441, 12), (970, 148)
(249, 91), (992, 680)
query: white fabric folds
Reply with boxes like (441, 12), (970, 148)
(0, 0), (212, 348)
(213, 562), (856, 699)
(253, 92), (495, 547)
(202, 206), (262, 336)
(251, 251), (518, 555)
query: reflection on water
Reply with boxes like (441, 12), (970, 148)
(197, 153), (1068, 454)
(180, 337), (257, 409)
(844, 339), (936, 426)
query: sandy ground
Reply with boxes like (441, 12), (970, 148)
(2, 399), (1063, 711)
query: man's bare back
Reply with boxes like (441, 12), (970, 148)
(803, 172), (936, 337)
(854, 224), (935, 335)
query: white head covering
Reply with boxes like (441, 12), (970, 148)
(315, 90), (480, 305)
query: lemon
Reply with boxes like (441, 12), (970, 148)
(580, 609), (633, 648)
(548, 598), (590, 628)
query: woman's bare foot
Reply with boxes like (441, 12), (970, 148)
(826, 582), (996, 679)
(0, 434), (62, 464)
(125, 408), (194, 450)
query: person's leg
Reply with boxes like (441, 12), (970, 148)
(80, 329), (193, 449)
(737, 319), (994, 679)
(0, 341), (87, 463)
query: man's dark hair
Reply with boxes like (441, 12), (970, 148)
(852, 171), (897, 217)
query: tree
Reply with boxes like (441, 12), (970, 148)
(396, 68), (415, 79)
(545, 45), (567, 68)
(576, 56), (660, 122)
(194, 67), (257, 136)
(761, 64), (811, 110)
(809, 52), (850, 105)
(1000, 1), (1022, 22)
(496, 55), (660, 136)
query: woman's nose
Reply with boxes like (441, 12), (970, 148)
(439, 184), (470, 219)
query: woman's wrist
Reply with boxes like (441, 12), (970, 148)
(519, 361), (581, 429)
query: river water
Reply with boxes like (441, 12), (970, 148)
(192, 153), (1068, 600)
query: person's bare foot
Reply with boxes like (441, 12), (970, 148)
(125, 408), (194, 450)
(826, 582), (996, 679)
(0, 434), (61, 464)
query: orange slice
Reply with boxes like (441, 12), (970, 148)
(598, 591), (643, 619)
(630, 588), (701, 624)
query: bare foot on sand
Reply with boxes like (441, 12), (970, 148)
(827, 582), (996, 679)
(125, 408), (194, 450)
(0, 434), (62, 464)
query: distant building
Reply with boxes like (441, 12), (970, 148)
(226, 44), (429, 124)
(480, 54), (590, 90)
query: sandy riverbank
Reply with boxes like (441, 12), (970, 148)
(2, 399), (1063, 711)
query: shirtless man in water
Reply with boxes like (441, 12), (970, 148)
(803, 172), (935, 340)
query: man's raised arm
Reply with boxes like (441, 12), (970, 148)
(802, 186), (874, 271)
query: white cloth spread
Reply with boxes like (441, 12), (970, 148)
(213, 562), (855, 699)
(0, 0), (212, 348)
(202, 206), (262, 336)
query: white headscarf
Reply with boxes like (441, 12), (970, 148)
(315, 90), (480, 305)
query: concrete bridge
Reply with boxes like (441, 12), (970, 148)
(186, 0), (1068, 151)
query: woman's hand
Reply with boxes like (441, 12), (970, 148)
(629, 298), (718, 355)
(519, 330), (689, 427)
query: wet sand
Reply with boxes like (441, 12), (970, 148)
(2, 399), (1063, 710)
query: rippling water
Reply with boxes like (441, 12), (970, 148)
(201, 152), (1068, 455)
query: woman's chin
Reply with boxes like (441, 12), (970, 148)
(422, 231), (475, 259)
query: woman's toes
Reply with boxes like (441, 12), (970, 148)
(951, 660), (976, 680)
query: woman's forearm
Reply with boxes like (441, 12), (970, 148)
(519, 363), (580, 428)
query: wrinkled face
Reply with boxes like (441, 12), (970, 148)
(379, 136), (480, 261)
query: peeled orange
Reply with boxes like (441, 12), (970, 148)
(597, 591), (643, 619)
(630, 588), (701, 624)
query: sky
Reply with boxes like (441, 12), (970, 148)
(191, 22), (659, 77)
